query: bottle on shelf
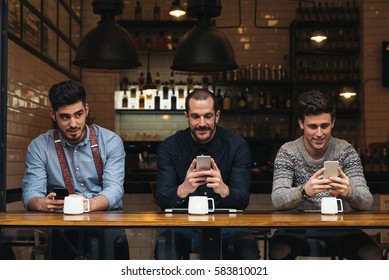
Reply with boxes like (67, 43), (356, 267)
(259, 91), (265, 110)
(133, 31), (142, 50)
(169, 72), (175, 90)
(129, 82), (138, 109)
(145, 30), (152, 50)
(172, 32), (179, 50)
(265, 90), (272, 109)
(138, 91), (145, 110)
(256, 63), (262, 80)
(223, 90), (231, 110)
(122, 91), (128, 108)
(263, 63), (270, 80)
(155, 72), (161, 91)
(154, 92), (160, 110)
(382, 147), (389, 173)
(161, 82), (170, 110)
(187, 73), (194, 92)
(170, 90), (177, 110)
(135, 1), (142, 20)
(372, 148), (382, 173)
(216, 89), (223, 110)
(153, 2), (161, 20)
(252, 87), (259, 110)
(238, 90), (247, 110)
(363, 148), (373, 173)
(156, 31), (167, 51)
(138, 72), (145, 90)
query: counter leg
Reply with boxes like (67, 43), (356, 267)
(202, 227), (222, 259)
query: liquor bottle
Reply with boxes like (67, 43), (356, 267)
(177, 81), (185, 99)
(153, 2), (161, 20)
(270, 64), (276, 80)
(372, 148), (382, 173)
(223, 90), (231, 110)
(265, 90), (272, 109)
(187, 73), (194, 92)
(138, 91), (145, 110)
(138, 72), (145, 90)
(363, 148), (372, 173)
(162, 82), (169, 100)
(382, 147), (389, 173)
(145, 31), (152, 50)
(169, 72), (175, 90)
(245, 88), (253, 109)
(216, 89), (223, 110)
(285, 92), (292, 109)
(154, 92), (160, 110)
(256, 63), (262, 80)
(155, 72), (161, 91)
(249, 63), (255, 81)
(252, 87), (259, 110)
(130, 82), (137, 98)
(133, 31), (142, 50)
(135, 1), (142, 20)
(172, 32), (179, 50)
(263, 63), (269, 80)
(156, 31), (167, 51)
(259, 91), (265, 109)
(161, 82), (170, 110)
(129, 83), (138, 109)
(120, 77), (128, 91)
(170, 90), (177, 110)
(122, 91), (128, 108)
(238, 90), (247, 110)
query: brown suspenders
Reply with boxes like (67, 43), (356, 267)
(53, 125), (103, 193)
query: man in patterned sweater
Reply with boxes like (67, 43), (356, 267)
(270, 90), (382, 260)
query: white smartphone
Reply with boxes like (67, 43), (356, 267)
(196, 155), (211, 171)
(323, 161), (339, 179)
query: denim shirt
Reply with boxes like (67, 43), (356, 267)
(22, 125), (125, 210)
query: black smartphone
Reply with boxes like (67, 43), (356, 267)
(53, 187), (69, 200)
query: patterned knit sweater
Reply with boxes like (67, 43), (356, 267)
(271, 136), (373, 211)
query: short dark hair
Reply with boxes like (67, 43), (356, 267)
(48, 80), (86, 112)
(296, 90), (335, 121)
(185, 89), (219, 113)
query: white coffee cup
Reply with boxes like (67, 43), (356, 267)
(321, 197), (343, 215)
(188, 196), (215, 215)
(63, 196), (90, 215)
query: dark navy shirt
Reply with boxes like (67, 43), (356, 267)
(156, 126), (251, 210)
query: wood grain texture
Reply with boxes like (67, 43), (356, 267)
(1, 211), (389, 228)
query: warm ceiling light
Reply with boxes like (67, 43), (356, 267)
(339, 87), (357, 99)
(142, 51), (157, 94)
(310, 30), (328, 43)
(72, 0), (141, 70)
(171, 0), (238, 73)
(169, 0), (186, 18)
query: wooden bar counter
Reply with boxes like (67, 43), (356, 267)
(2, 211), (389, 259)
(1, 211), (389, 228)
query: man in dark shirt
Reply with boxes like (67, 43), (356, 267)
(154, 89), (260, 260)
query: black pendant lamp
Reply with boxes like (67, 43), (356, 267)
(171, 0), (238, 73)
(73, 0), (141, 70)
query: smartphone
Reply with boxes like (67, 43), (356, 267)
(196, 155), (211, 171)
(53, 187), (69, 200)
(323, 161), (339, 179)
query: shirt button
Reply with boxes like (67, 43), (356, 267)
(204, 192), (207, 195)
(76, 167), (80, 171)
(74, 150), (77, 153)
